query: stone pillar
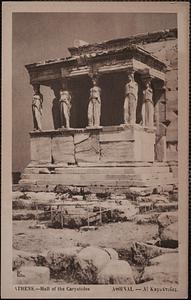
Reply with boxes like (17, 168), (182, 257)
(152, 80), (167, 162)
(59, 80), (72, 129)
(141, 77), (154, 129)
(123, 71), (138, 125)
(87, 74), (102, 127)
(31, 84), (43, 131)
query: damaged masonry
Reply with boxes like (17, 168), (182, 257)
(13, 28), (178, 286)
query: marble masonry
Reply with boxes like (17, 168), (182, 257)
(19, 29), (177, 192)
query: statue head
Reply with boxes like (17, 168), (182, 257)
(127, 72), (134, 82)
(92, 79), (97, 86)
(33, 94), (40, 100)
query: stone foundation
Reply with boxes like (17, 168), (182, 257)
(19, 125), (176, 192)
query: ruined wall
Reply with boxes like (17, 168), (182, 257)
(142, 39), (178, 163)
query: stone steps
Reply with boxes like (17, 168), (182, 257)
(21, 172), (174, 182)
(20, 177), (176, 187)
(24, 166), (171, 175)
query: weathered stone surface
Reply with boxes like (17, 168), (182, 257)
(100, 141), (135, 162)
(160, 222), (178, 247)
(13, 250), (37, 270)
(158, 211), (178, 229)
(97, 260), (135, 284)
(46, 247), (81, 277)
(77, 246), (110, 273)
(134, 213), (160, 224)
(12, 191), (24, 200)
(155, 136), (167, 162)
(131, 242), (164, 264)
(141, 253), (178, 284)
(99, 128), (134, 142)
(52, 135), (75, 164)
(74, 132), (90, 144)
(14, 266), (50, 284)
(154, 202), (178, 212)
(104, 248), (119, 260)
(30, 136), (51, 164)
(13, 211), (37, 221)
(166, 142), (178, 161)
(166, 118), (178, 142)
(75, 134), (100, 163)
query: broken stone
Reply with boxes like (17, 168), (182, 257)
(13, 250), (37, 270)
(12, 191), (24, 200)
(159, 222), (178, 248)
(72, 195), (84, 201)
(97, 260), (135, 284)
(75, 246), (111, 283)
(153, 201), (178, 212)
(158, 211), (178, 229)
(134, 213), (160, 224)
(46, 247), (82, 278)
(128, 187), (153, 197)
(103, 248), (119, 260)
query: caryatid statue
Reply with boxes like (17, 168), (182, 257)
(88, 77), (101, 127)
(32, 86), (43, 131)
(142, 80), (154, 128)
(124, 72), (138, 125)
(59, 88), (71, 128)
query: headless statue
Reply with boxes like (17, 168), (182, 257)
(88, 79), (101, 127)
(32, 93), (43, 131)
(142, 82), (154, 128)
(124, 73), (138, 125)
(59, 89), (71, 128)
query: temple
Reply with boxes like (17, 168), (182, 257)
(20, 29), (178, 192)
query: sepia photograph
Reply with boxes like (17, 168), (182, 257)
(1, 1), (189, 299)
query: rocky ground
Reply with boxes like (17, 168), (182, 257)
(12, 187), (178, 285)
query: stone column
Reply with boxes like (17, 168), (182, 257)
(59, 80), (72, 129)
(87, 74), (102, 128)
(141, 77), (154, 129)
(123, 71), (138, 125)
(31, 84), (43, 131)
(152, 80), (167, 162)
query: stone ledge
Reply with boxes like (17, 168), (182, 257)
(29, 124), (156, 137)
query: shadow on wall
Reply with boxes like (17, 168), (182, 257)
(12, 172), (21, 184)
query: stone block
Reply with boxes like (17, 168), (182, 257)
(166, 118), (178, 142)
(99, 128), (134, 142)
(100, 141), (135, 162)
(75, 134), (100, 163)
(155, 136), (167, 162)
(97, 260), (135, 284)
(135, 130), (155, 162)
(30, 136), (51, 164)
(166, 142), (178, 161)
(160, 222), (178, 247)
(166, 90), (178, 103)
(52, 135), (75, 164)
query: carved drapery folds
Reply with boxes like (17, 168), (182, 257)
(123, 71), (138, 125)
(87, 74), (102, 127)
(32, 84), (43, 131)
(141, 76), (154, 129)
(59, 80), (72, 129)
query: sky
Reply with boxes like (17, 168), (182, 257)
(12, 12), (177, 172)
